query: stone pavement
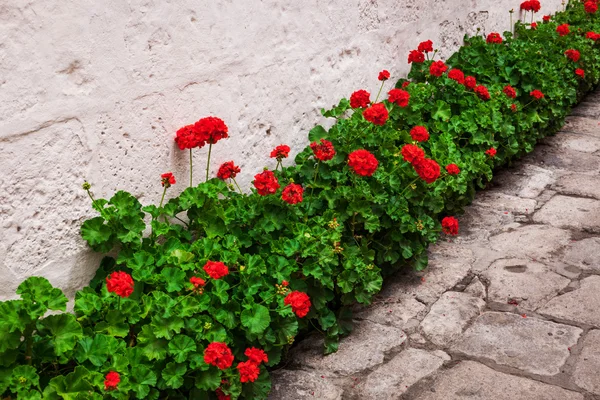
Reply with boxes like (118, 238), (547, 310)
(268, 91), (600, 399)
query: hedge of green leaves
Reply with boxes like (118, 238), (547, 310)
(2, 2), (600, 399)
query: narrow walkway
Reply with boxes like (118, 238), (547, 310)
(268, 90), (600, 400)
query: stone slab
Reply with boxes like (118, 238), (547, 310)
(533, 195), (600, 233)
(553, 173), (600, 200)
(354, 297), (428, 329)
(533, 148), (600, 173)
(420, 292), (485, 347)
(483, 258), (570, 311)
(573, 330), (600, 395)
(562, 237), (600, 273)
(464, 276), (486, 298)
(570, 101), (600, 119)
(472, 192), (537, 215)
(488, 225), (571, 261)
(452, 312), (582, 376)
(269, 370), (343, 400)
(290, 321), (406, 376)
(492, 163), (555, 199)
(413, 360), (584, 400)
(563, 115), (600, 138)
(539, 275), (600, 328)
(356, 349), (444, 399)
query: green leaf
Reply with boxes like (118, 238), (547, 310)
(43, 366), (96, 400)
(37, 314), (83, 356)
(74, 334), (119, 367)
(194, 367), (221, 391)
(137, 325), (168, 361)
(308, 125), (328, 142)
(168, 335), (197, 363)
(241, 304), (271, 335)
(160, 267), (186, 292)
(0, 300), (28, 333)
(74, 291), (103, 317)
(161, 362), (187, 389)
(9, 365), (39, 392)
(80, 217), (112, 248)
(17, 277), (68, 312)
(432, 100), (452, 121)
(130, 365), (157, 399)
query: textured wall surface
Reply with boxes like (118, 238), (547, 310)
(0, 0), (562, 299)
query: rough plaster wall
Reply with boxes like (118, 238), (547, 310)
(0, 0), (562, 299)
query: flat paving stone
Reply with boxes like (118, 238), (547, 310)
(573, 330), (600, 395)
(420, 292), (485, 347)
(464, 276), (486, 298)
(553, 173), (600, 200)
(492, 163), (555, 199)
(269, 370), (343, 400)
(488, 225), (571, 261)
(483, 258), (570, 310)
(354, 349), (444, 399)
(452, 312), (582, 376)
(562, 237), (600, 273)
(563, 115), (600, 138)
(534, 148), (600, 173)
(354, 297), (428, 329)
(290, 321), (406, 375)
(472, 192), (537, 214)
(533, 195), (600, 233)
(413, 360), (584, 400)
(570, 101), (600, 119)
(542, 132), (600, 153)
(539, 275), (600, 328)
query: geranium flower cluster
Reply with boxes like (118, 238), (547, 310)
(520, 0), (541, 12)
(175, 117), (229, 150)
(401, 144), (440, 184)
(408, 40), (434, 63)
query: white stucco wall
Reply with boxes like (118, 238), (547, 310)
(0, 0), (562, 299)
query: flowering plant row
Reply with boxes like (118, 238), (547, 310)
(2, 1), (600, 398)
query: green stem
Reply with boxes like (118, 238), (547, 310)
(172, 215), (190, 227)
(205, 143), (213, 182)
(24, 324), (34, 365)
(374, 81), (385, 103)
(232, 178), (243, 194)
(305, 161), (321, 220)
(189, 148), (193, 188)
(159, 186), (167, 209)
(510, 13), (513, 34)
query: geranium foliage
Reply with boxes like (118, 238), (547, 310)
(2, 2), (600, 398)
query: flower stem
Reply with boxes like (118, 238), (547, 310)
(189, 148), (193, 188)
(374, 81), (385, 103)
(159, 186), (167, 209)
(206, 143), (213, 182)
(305, 161), (321, 220)
(232, 178), (243, 194)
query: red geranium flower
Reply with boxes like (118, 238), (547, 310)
(429, 61), (448, 77)
(161, 172), (176, 188)
(401, 144), (425, 164)
(348, 149), (379, 176)
(216, 388), (231, 400)
(363, 103), (389, 126)
(175, 124), (204, 150)
(418, 40), (434, 53)
(410, 126), (430, 142)
(565, 49), (581, 62)
(253, 170), (280, 195)
(503, 85), (517, 99)
(402, 81), (411, 88)
(448, 69), (465, 85)
(284, 291), (311, 318)
(543, 15), (551, 22)
(531, 22), (537, 30)
(104, 371), (120, 391)
(203, 261), (229, 279)
(521, 0), (540, 11)
(190, 276), (206, 288)
(237, 361), (260, 383)
(310, 139), (336, 161)
(350, 90), (371, 108)
(464, 76), (477, 89)
(217, 161), (241, 180)
(474, 85), (490, 100)
(585, 1), (598, 13)
(204, 342), (234, 370)
(486, 147), (497, 157)
(587, 31), (600, 41)
(106, 271), (134, 298)
(270, 145), (291, 160)
(575, 68), (585, 78)
(245, 348), (269, 364)
(486, 32), (503, 44)
(388, 89), (410, 107)
(413, 158), (441, 184)
(281, 183), (303, 205)
(408, 50), (425, 63)
(281, 280), (289, 287)
(378, 70), (390, 81)
(194, 116), (228, 145)
(511, 104), (518, 112)
(446, 164), (460, 175)
(557, 24), (570, 36)
(530, 89), (544, 100)
(441, 216), (459, 235)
